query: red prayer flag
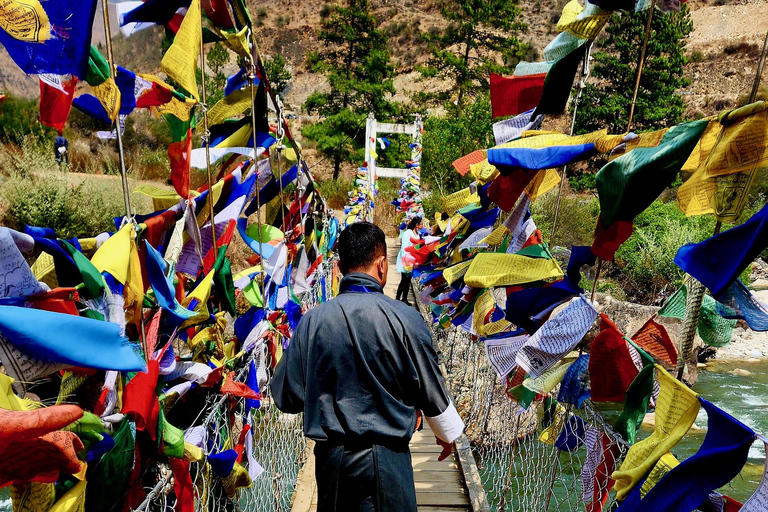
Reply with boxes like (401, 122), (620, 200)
(220, 371), (260, 399)
(122, 360), (160, 441)
(589, 315), (639, 402)
(490, 73), (546, 119)
(169, 458), (195, 512)
(39, 75), (78, 134)
(488, 171), (537, 212)
(591, 216), (634, 261)
(169, 129), (193, 199)
(631, 316), (678, 368)
(452, 150), (486, 176)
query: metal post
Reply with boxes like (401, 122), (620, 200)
(248, 30), (265, 302)
(100, 0), (132, 222)
(198, 2), (217, 251)
(363, 114), (373, 222)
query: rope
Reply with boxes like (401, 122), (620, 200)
(198, 2), (217, 251)
(626, 0), (657, 133)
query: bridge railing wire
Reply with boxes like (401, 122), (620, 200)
(429, 323), (630, 512)
(133, 258), (336, 512)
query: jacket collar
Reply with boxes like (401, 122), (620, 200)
(339, 273), (384, 294)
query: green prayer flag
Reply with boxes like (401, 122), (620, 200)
(614, 363), (655, 444)
(85, 418), (135, 512)
(85, 45), (111, 87)
(160, 412), (185, 459)
(596, 120), (709, 227)
(659, 285), (736, 347)
(213, 246), (237, 316)
(532, 42), (588, 118)
(61, 240), (105, 300)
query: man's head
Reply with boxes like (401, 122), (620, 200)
(338, 222), (388, 285)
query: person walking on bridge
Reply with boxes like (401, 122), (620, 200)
(271, 222), (464, 512)
(395, 216), (421, 305)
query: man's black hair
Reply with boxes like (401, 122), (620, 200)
(407, 216), (421, 231)
(339, 222), (387, 274)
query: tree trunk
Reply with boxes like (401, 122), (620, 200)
(333, 154), (341, 180)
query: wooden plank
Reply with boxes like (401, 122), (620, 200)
(417, 492), (471, 506)
(376, 167), (409, 178)
(415, 481), (467, 493)
(376, 122), (417, 135)
(412, 460), (461, 471)
(413, 471), (464, 483)
(290, 442), (316, 512)
(419, 508), (471, 512)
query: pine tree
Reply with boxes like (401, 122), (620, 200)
(302, 0), (397, 179)
(417, 0), (528, 108)
(574, 6), (693, 136)
(264, 54), (292, 96)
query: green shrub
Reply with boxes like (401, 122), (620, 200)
(530, 192), (600, 249)
(611, 200), (716, 303)
(0, 96), (53, 144)
(316, 175), (352, 210)
(1, 173), (135, 239)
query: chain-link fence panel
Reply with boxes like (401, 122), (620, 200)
(431, 323), (630, 512)
(133, 259), (336, 512)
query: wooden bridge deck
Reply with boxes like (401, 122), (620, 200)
(289, 236), (487, 512)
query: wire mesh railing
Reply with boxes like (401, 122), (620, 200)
(133, 258), (336, 512)
(430, 325), (630, 512)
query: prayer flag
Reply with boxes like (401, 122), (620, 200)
(557, 353), (590, 407)
(616, 398), (754, 512)
(596, 120), (708, 227)
(716, 279), (768, 331)
(582, 426), (622, 512)
(0, 306), (145, 372)
(121, 0), (191, 26)
(658, 284), (735, 347)
(488, 141), (598, 171)
(161, 0), (201, 100)
(169, 129), (193, 199)
(0, 0), (98, 77)
(630, 316), (678, 368)
(741, 440), (768, 511)
(505, 279), (580, 334)
(614, 364), (654, 444)
(464, 252), (563, 288)
(675, 202), (768, 298)
(612, 366), (700, 500)
(38, 75), (77, 133)
(490, 73), (546, 119)
(493, 108), (544, 145)
(533, 42), (588, 117)
(556, 0), (611, 40)
(589, 315), (639, 402)
(516, 296), (598, 378)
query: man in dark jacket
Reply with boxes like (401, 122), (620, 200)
(271, 222), (464, 512)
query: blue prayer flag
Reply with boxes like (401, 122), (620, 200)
(0, 0), (98, 77)
(675, 203), (768, 298)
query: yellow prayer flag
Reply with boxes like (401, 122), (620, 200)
(48, 480), (86, 512)
(612, 365), (700, 500)
(480, 224), (509, 246)
(442, 260), (472, 285)
(464, 253), (563, 288)
(10, 482), (55, 512)
(442, 187), (479, 214)
(0, 0), (50, 42)
(470, 160), (499, 183)
(556, 0), (610, 40)
(525, 168), (561, 200)
(31, 251), (57, 289)
(704, 102), (768, 178)
(92, 77), (121, 123)
(524, 356), (576, 394)
(91, 224), (134, 284)
(161, 0), (201, 100)
(181, 269), (216, 328)
(473, 289), (495, 335)
(207, 88), (251, 126)
(219, 25), (251, 59)
(713, 168), (760, 223)
(639, 452), (679, 499)
(539, 403), (568, 445)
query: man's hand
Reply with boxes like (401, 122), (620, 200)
(435, 436), (453, 461)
